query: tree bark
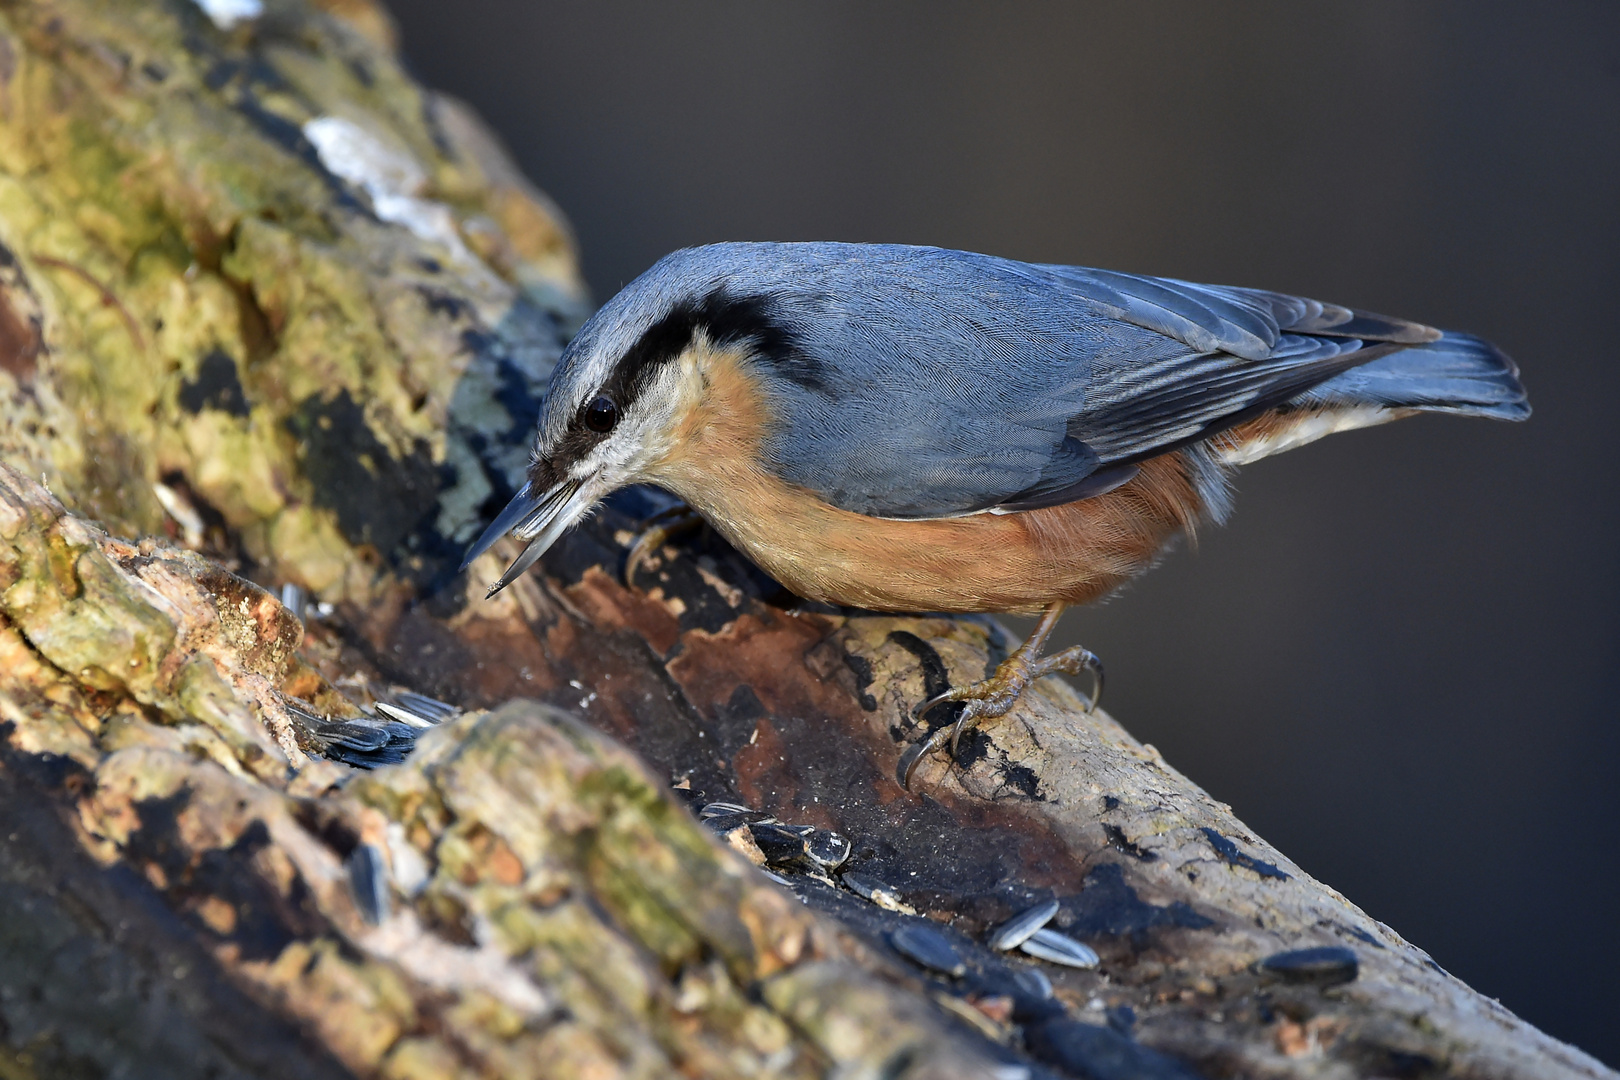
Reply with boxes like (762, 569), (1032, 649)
(0, 1), (1609, 1078)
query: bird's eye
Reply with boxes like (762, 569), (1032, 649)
(583, 395), (619, 433)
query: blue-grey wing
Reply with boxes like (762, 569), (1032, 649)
(1041, 265), (1437, 360)
(731, 243), (1429, 519)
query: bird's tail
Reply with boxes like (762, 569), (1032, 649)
(1214, 332), (1529, 466)
(1301, 331), (1530, 420)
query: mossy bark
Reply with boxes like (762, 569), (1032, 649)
(0, 2), (1610, 1079)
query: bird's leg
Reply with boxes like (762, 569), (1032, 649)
(624, 502), (705, 586)
(903, 603), (1103, 789)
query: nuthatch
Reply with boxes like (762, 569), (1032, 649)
(462, 243), (1529, 785)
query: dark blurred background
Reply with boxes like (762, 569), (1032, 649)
(385, 1), (1619, 1063)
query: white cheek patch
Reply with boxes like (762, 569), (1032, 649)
(571, 409), (669, 487)
(615, 359), (707, 475)
(543, 344), (717, 487)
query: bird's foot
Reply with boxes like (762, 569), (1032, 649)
(624, 503), (704, 586)
(903, 639), (1102, 790)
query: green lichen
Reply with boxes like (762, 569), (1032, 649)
(0, 0), (583, 604)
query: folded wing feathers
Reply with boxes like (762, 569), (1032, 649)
(1033, 268), (1450, 469)
(1057, 266), (1443, 360)
(1072, 338), (1379, 463)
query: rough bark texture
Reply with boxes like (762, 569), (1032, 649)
(0, 2), (1610, 1079)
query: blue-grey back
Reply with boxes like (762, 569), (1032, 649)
(542, 242), (1525, 519)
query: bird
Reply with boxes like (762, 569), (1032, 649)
(460, 242), (1529, 787)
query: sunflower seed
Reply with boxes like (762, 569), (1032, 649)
(375, 701), (435, 728)
(842, 872), (883, 899)
(749, 823), (813, 868)
(805, 830), (852, 870)
(1012, 967), (1053, 1000)
(278, 583), (306, 619)
(703, 811), (772, 834)
(890, 924), (966, 977)
(285, 698), (416, 767)
(1256, 945), (1358, 986)
(346, 843), (389, 926)
(395, 691), (458, 722)
(700, 801), (755, 818)
(989, 898), (1060, 951)
(1019, 928), (1100, 968)
(842, 872), (916, 913)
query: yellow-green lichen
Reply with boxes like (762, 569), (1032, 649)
(0, 0), (582, 605)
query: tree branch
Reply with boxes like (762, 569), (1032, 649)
(0, 1), (1607, 1077)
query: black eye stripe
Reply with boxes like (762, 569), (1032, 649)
(596, 289), (810, 411)
(530, 289), (803, 495)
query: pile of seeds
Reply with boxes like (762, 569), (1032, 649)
(694, 798), (1100, 975)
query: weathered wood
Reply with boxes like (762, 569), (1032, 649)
(0, 1), (1610, 1078)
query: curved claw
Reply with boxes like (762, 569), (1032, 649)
(623, 529), (665, 586)
(900, 722), (955, 791)
(1084, 656), (1104, 714)
(948, 700), (992, 758)
(623, 506), (703, 587)
(903, 693), (997, 785)
(1062, 648), (1103, 714)
(903, 689), (973, 789)
(912, 687), (963, 721)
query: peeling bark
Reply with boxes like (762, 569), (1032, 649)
(0, 1), (1610, 1079)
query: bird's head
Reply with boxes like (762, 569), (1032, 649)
(459, 248), (790, 596)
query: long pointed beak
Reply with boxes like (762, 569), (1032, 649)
(459, 477), (592, 598)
